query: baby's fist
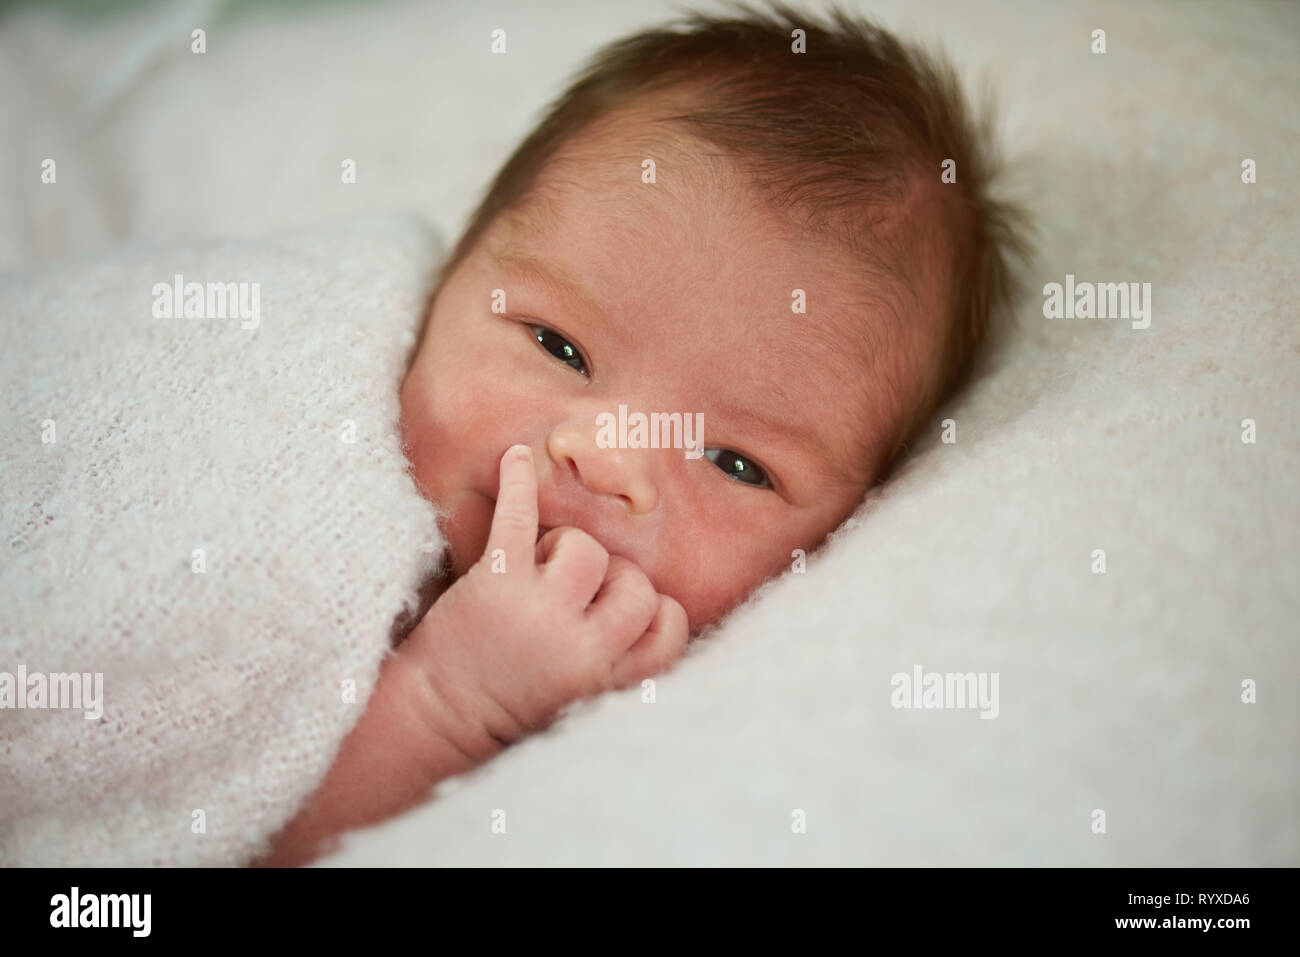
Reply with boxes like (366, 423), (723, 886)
(404, 446), (688, 746)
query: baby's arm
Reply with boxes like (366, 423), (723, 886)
(253, 634), (503, 867)
(257, 446), (688, 866)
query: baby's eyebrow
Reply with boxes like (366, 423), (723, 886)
(714, 396), (864, 491)
(492, 248), (616, 336)
(715, 395), (810, 443)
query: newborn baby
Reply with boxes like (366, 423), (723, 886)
(260, 5), (1024, 865)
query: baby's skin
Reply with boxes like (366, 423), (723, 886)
(259, 95), (947, 866)
(412, 444), (690, 748)
(258, 446), (687, 866)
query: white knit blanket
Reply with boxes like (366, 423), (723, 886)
(0, 213), (445, 866)
(2, 0), (1296, 869)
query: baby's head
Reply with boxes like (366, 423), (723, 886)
(401, 4), (1027, 632)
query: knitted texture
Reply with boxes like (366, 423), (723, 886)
(0, 212), (446, 866)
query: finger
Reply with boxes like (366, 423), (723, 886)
(537, 526), (609, 608)
(534, 525), (565, 566)
(484, 445), (538, 570)
(585, 555), (660, 648)
(611, 595), (689, 689)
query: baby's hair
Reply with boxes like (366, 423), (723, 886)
(430, 1), (1030, 481)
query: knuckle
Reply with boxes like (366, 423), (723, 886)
(662, 597), (689, 638)
(549, 528), (609, 582)
(603, 553), (637, 578)
(497, 481), (528, 506)
(623, 578), (659, 622)
(559, 526), (606, 559)
(495, 508), (533, 534)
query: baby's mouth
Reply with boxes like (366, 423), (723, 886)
(536, 526), (550, 543)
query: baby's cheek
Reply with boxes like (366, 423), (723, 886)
(651, 535), (763, 632)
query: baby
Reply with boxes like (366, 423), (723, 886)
(258, 3), (1025, 865)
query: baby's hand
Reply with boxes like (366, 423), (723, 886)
(403, 445), (688, 747)
(256, 445), (686, 865)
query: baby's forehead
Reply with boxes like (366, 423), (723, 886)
(501, 158), (896, 343)
(516, 140), (928, 345)
(523, 97), (945, 294)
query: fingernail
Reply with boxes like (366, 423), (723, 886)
(511, 445), (531, 462)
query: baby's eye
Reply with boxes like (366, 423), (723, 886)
(704, 448), (772, 489)
(529, 324), (589, 377)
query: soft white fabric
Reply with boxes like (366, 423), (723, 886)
(0, 213), (445, 866)
(1, 0), (1295, 866)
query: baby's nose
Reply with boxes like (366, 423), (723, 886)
(547, 425), (658, 516)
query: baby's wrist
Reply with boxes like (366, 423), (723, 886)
(415, 659), (514, 763)
(257, 647), (495, 866)
(398, 617), (523, 763)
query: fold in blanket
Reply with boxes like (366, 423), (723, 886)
(0, 213), (447, 866)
